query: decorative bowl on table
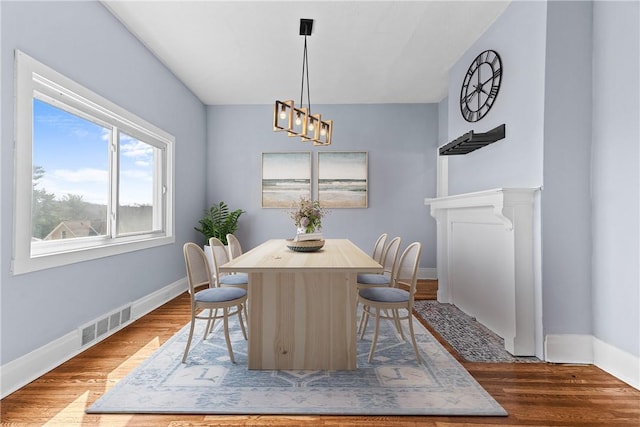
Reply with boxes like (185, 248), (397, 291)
(286, 239), (325, 252)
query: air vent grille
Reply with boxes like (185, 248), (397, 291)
(80, 305), (132, 347)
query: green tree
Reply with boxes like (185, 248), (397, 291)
(32, 165), (59, 239)
(60, 193), (87, 221)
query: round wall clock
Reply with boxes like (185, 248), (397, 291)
(459, 49), (502, 122)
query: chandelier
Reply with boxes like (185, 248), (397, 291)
(273, 18), (333, 146)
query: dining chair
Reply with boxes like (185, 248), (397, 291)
(209, 237), (249, 288)
(371, 233), (388, 264)
(226, 233), (243, 260)
(209, 237), (249, 319)
(358, 236), (401, 288)
(356, 236), (401, 333)
(182, 242), (247, 363)
(358, 241), (422, 363)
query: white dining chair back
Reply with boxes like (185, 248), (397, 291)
(358, 241), (422, 363)
(226, 233), (243, 260)
(356, 236), (402, 334)
(209, 237), (249, 321)
(371, 233), (388, 264)
(182, 242), (247, 363)
(209, 237), (249, 288)
(381, 236), (401, 278)
(358, 236), (401, 286)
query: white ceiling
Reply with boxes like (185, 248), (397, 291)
(102, 1), (510, 105)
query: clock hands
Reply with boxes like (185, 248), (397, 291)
(466, 70), (497, 109)
(463, 72), (492, 107)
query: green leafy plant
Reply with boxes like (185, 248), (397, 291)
(194, 201), (245, 245)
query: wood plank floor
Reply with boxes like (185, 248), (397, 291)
(2, 287), (639, 426)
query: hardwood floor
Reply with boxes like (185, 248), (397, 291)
(2, 287), (639, 426)
(415, 279), (438, 300)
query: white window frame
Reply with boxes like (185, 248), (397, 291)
(12, 50), (175, 275)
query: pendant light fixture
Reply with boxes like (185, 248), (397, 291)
(273, 18), (333, 146)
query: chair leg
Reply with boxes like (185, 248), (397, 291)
(237, 304), (248, 340)
(407, 314), (422, 364)
(393, 309), (405, 340)
(182, 319), (196, 363)
(359, 306), (371, 339)
(204, 308), (216, 339)
(367, 307), (381, 363)
(222, 308), (235, 363)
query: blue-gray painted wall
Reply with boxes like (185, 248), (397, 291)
(0, 1), (207, 364)
(591, 1), (639, 357)
(542, 0), (593, 339)
(443, 0), (639, 358)
(206, 104), (439, 269)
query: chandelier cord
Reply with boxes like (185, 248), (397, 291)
(299, 35), (311, 113)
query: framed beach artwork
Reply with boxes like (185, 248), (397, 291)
(261, 152), (311, 208)
(317, 151), (368, 208)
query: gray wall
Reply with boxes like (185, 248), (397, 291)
(206, 104), (439, 269)
(446, 1), (547, 194)
(0, 1), (207, 364)
(541, 0), (593, 338)
(591, 1), (639, 356)
(443, 0), (639, 359)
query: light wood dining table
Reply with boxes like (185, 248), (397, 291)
(219, 238), (383, 370)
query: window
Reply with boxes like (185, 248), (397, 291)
(13, 50), (174, 275)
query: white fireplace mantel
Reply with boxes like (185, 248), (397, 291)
(425, 187), (539, 356)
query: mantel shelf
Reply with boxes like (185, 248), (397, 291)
(424, 187), (539, 230)
(439, 124), (506, 155)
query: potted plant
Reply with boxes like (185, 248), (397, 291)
(195, 202), (244, 276)
(195, 201), (245, 246)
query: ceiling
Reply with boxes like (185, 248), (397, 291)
(102, 1), (510, 106)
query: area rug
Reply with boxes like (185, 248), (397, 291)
(87, 309), (507, 416)
(413, 300), (541, 363)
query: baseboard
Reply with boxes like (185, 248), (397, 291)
(544, 334), (594, 364)
(593, 337), (640, 390)
(418, 267), (437, 279)
(545, 334), (639, 390)
(0, 277), (187, 399)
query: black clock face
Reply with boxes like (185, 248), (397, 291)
(460, 50), (502, 122)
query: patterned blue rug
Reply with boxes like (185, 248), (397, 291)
(87, 309), (506, 416)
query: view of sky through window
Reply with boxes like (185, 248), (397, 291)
(33, 99), (154, 207)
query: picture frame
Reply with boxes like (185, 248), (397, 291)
(261, 152), (311, 208)
(317, 151), (368, 208)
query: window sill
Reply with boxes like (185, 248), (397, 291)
(11, 235), (175, 275)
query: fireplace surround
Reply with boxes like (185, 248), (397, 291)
(425, 188), (539, 356)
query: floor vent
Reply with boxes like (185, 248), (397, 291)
(81, 305), (132, 347)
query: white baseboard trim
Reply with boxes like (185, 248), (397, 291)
(418, 267), (437, 280)
(545, 334), (640, 390)
(593, 337), (640, 390)
(0, 277), (187, 399)
(544, 334), (594, 364)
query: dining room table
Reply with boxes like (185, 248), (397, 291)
(218, 238), (383, 370)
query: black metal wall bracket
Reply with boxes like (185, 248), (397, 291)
(439, 124), (506, 155)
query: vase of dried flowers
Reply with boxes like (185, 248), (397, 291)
(288, 197), (327, 234)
